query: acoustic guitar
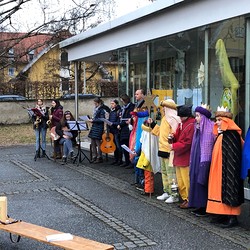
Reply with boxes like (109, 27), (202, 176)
(100, 126), (116, 154)
(50, 126), (60, 141)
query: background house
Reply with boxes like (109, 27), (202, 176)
(0, 31), (119, 99)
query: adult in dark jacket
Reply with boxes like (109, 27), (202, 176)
(50, 99), (63, 159)
(108, 99), (122, 165)
(32, 99), (49, 158)
(88, 97), (106, 163)
(50, 99), (63, 128)
(56, 110), (77, 164)
(117, 94), (135, 167)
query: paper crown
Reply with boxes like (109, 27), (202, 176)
(201, 103), (210, 110)
(215, 106), (233, 119)
(195, 103), (211, 118)
(217, 106), (229, 112)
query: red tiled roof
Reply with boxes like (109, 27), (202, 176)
(0, 32), (53, 63)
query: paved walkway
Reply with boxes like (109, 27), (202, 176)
(0, 144), (249, 249)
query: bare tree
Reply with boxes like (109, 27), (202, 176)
(0, 0), (115, 70)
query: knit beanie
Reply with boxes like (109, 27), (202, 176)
(177, 105), (193, 117)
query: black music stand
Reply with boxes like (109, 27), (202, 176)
(31, 108), (50, 161)
(67, 121), (91, 166)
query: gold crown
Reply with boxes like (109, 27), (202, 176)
(217, 106), (229, 112)
(201, 103), (210, 110)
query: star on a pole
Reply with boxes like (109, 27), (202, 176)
(144, 93), (157, 111)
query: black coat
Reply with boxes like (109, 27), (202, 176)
(88, 106), (106, 140)
(109, 105), (121, 134)
(222, 130), (245, 207)
(119, 102), (135, 141)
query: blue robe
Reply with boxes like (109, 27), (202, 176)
(242, 127), (250, 179)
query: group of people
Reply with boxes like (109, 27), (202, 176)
(124, 96), (245, 229)
(32, 98), (77, 164)
(31, 92), (248, 229)
(88, 91), (246, 229)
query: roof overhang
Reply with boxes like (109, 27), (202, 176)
(60, 0), (250, 62)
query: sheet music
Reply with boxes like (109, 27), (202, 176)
(121, 144), (136, 155)
(67, 121), (88, 131)
(27, 108), (34, 117)
(79, 115), (90, 121)
(31, 108), (44, 117)
(98, 118), (113, 126)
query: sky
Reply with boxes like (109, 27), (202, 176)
(115, 0), (151, 16)
(12, 0), (152, 32)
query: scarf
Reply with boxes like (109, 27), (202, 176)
(199, 114), (215, 163)
(164, 106), (181, 133)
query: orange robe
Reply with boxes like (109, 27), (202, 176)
(206, 118), (243, 215)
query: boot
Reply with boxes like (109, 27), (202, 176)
(50, 152), (56, 158)
(220, 215), (238, 228)
(41, 150), (46, 158)
(36, 150), (40, 158)
(115, 152), (123, 166)
(34, 150), (40, 160)
(56, 152), (62, 159)
(94, 157), (103, 163)
(210, 215), (228, 224)
(90, 157), (97, 163)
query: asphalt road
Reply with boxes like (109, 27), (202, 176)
(0, 144), (249, 250)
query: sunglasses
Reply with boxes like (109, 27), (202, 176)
(64, 111), (71, 115)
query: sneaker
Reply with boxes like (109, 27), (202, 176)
(62, 156), (67, 165)
(157, 193), (169, 201)
(165, 195), (179, 203)
(135, 184), (144, 192)
(70, 151), (76, 159)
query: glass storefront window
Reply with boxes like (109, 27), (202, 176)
(117, 18), (245, 136)
(129, 44), (147, 100)
(208, 17), (245, 134)
(150, 29), (205, 109)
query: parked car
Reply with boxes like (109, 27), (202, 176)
(0, 95), (27, 101)
(60, 93), (99, 100)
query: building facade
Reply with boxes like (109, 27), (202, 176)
(60, 0), (250, 136)
(60, 0), (250, 197)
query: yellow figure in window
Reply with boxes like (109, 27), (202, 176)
(215, 39), (239, 119)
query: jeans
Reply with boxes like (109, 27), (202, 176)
(59, 138), (73, 157)
(35, 127), (47, 151)
(90, 139), (102, 159)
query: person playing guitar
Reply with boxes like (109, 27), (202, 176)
(104, 99), (122, 165)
